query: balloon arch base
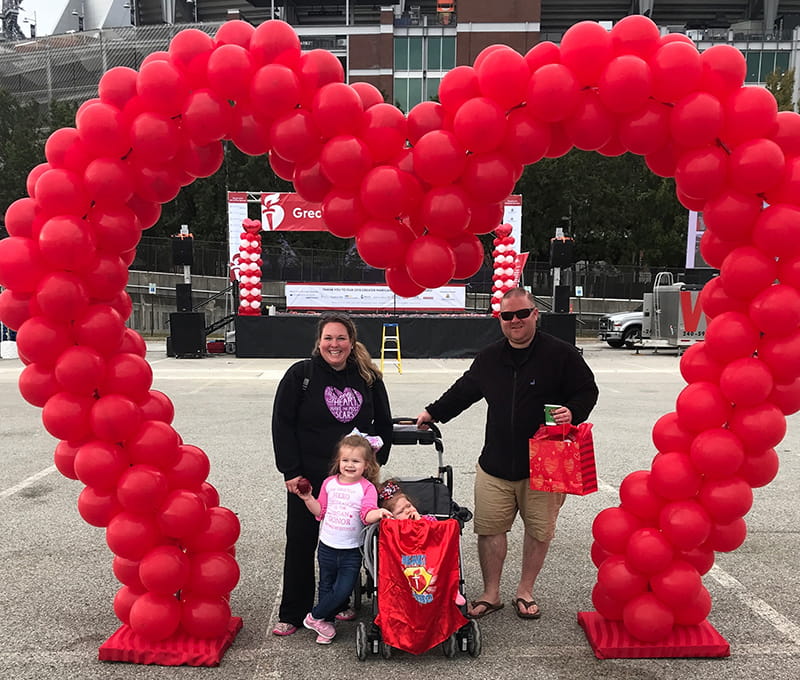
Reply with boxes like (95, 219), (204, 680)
(577, 612), (730, 659)
(98, 617), (243, 667)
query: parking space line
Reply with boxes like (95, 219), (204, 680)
(0, 465), (56, 500)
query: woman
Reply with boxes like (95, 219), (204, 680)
(271, 313), (393, 636)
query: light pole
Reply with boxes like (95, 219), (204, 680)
(19, 4), (37, 38)
(71, 3), (85, 32)
(123, 1), (138, 27)
(187, 0), (198, 22)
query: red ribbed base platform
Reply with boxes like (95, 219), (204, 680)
(577, 612), (730, 659)
(98, 617), (243, 666)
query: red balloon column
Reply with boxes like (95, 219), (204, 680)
(1, 13), (799, 662)
(237, 218), (263, 315)
(490, 223), (517, 316)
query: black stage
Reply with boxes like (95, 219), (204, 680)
(233, 313), (576, 359)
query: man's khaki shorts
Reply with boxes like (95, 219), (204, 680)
(473, 464), (565, 541)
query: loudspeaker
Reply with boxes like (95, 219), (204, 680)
(172, 237), (194, 266)
(539, 312), (576, 346)
(550, 238), (575, 268)
(553, 285), (571, 313)
(169, 312), (205, 358)
(176, 283), (193, 312)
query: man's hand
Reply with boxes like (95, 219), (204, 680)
(551, 406), (573, 425)
(415, 409), (433, 429)
(285, 476), (302, 494)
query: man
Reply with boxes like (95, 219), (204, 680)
(416, 287), (598, 620)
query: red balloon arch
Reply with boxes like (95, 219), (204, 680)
(1, 14), (799, 651)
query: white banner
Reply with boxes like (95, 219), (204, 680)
(285, 283), (466, 311)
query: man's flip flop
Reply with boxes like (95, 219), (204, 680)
(467, 600), (504, 619)
(513, 598), (541, 619)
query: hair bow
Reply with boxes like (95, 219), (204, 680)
(348, 427), (383, 453)
(378, 480), (401, 502)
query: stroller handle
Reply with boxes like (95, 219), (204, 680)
(392, 417), (442, 439)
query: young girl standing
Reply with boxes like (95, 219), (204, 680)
(296, 433), (391, 644)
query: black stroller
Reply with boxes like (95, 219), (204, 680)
(354, 418), (481, 660)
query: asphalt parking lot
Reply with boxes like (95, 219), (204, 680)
(1, 340), (799, 680)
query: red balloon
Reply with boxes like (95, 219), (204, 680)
(619, 470), (664, 521)
(321, 189), (365, 238)
(689, 428), (745, 479)
(37, 215), (96, 271)
(128, 194), (161, 230)
(74, 440), (128, 490)
(718, 357), (774, 407)
(674, 146), (728, 201)
(180, 595), (231, 639)
(610, 14), (660, 58)
(650, 451), (702, 500)
(113, 585), (143, 626)
(728, 401), (787, 450)
(186, 552), (240, 596)
(77, 102), (131, 159)
(3, 197), (38, 238)
(475, 46), (529, 110)
(753, 204), (800, 259)
(651, 411), (694, 453)
(78, 485), (122, 527)
(297, 49), (345, 108)
(438, 66), (480, 114)
(42, 392), (93, 442)
(355, 220), (413, 269)
(228, 108), (271, 156)
(98, 66), (138, 109)
(524, 41), (560, 71)
(591, 582), (624, 621)
(125, 420), (181, 469)
(675, 382), (731, 432)
(350, 81), (384, 110)
(659, 500), (712, 551)
(249, 20), (300, 68)
(702, 190), (762, 243)
(700, 45), (747, 98)
(113, 555), (144, 589)
(166, 444), (211, 490)
(559, 21), (613, 87)
(91, 393), (143, 442)
(769, 377), (800, 415)
(736, 448), (780, 489)
(198, 482), (220, 508)
(0, 288), (31, 331)
(412, 130), (467, 186)
(54, 440), (80, 480)
(706, 517), (748, 552)
(359, 166), (422, 221)
(672, 584), (712, 625)
(678, 342), (723, 384)
(698, 477), (753, 524)
(206, 44), (254, 103)
(158, 489), (208, 538)
(597, 55), (652, 114)
(452, 97), (506, 154)
(420, 185), (471, 238)
(669, 92), (723, 148)
(650, 41), (701, 104)
(404, 236), (456, 289)
(728, 138), (785, 195)
(563, 89), (614, 151)
(129, 592), (181, 641)
(677, 545), (715, 576)
(749, 284), (800, 337)
(597, 554), (648, 602)
(311, 82), (364, 139)
(361, 103), (407, 163)
(139, 390), (175, 424)
(319, 135), (372, 189)
(89, 205), (140, 254)
(699, 228), (737, 269)
(250, 64), (300, 123)
(591, 506), (642, 554)
(270, 110), (322, 164)
(44, 127), (92, 174)
(625, 527), (675, 575)
(0, 236), (49, 293)
(449, 233), (484, 280)
(182, 506), (240, 553)
(139, 545), (189, 595)
(117, 464), (170, 514)
(698, 275), (747, 319)
(19, 363), (60, 407)
(721, 86), (779, 147)
(618, 100), (670, 156)
(460, 151), (518, 203)
(292, 159), (332, 203)
(385, 266), (425, 298)
(703, 311), (760, 363)
(590, 540), (613, 569)
(650, 559), (702, 605)
(527, 64), (580, 123)
(128, 112), (181, 167)
(100, 353), (152, 402)
(406, 101), (447, 145)
(73, 304), (125, 356)
(544, 122), (574, 158)
(16, 316), (74, 366)
(468, 201), (505, 235)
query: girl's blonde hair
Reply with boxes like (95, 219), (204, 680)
(313, 312), (382, 385)
(329, 433), (380, 485)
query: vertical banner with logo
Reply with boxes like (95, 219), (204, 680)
(513, 252), (529, 287)
(503, 195), (522, 253)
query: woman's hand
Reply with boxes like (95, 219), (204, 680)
(285, 476), (308, 495)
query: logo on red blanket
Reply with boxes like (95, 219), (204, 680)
(401, 554), (435, 604)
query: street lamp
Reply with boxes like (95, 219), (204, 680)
(19, 4), (37, 38)
(186, 0), (198, 23)
(71, 5), (85, 32)
(123, 1), (138, 27)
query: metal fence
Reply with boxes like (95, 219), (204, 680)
(135, 236), (692, 302)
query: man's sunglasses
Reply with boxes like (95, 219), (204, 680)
(500, 308), (535, 321)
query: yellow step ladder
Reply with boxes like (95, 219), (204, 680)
(380, 323), (402, 374)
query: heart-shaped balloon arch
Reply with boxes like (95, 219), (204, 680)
(1, 14), (800, 649)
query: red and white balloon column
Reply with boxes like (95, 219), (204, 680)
(0, 11), (799, 658)
(237, 218), (263, 315)
(490, 223), (518, 316)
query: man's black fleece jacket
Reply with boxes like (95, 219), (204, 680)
(272, 354), (393, 484)
(426, 331), (599, 482)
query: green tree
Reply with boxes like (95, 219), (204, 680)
(765, 68), (796, 112)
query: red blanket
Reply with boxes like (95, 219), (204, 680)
(374, 519), (468, 655)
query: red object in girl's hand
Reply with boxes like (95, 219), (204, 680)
(296, 477), (311, 495)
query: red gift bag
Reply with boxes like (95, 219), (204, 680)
(529, 423), (597, 495)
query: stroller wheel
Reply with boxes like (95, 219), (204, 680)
(442, 633), (458, 658)
(379, 640), (393, 659)
(355, 622), (368, 661)
(467, 620), (482, 657)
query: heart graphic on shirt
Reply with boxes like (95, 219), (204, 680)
(324, 386), (364, 422)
